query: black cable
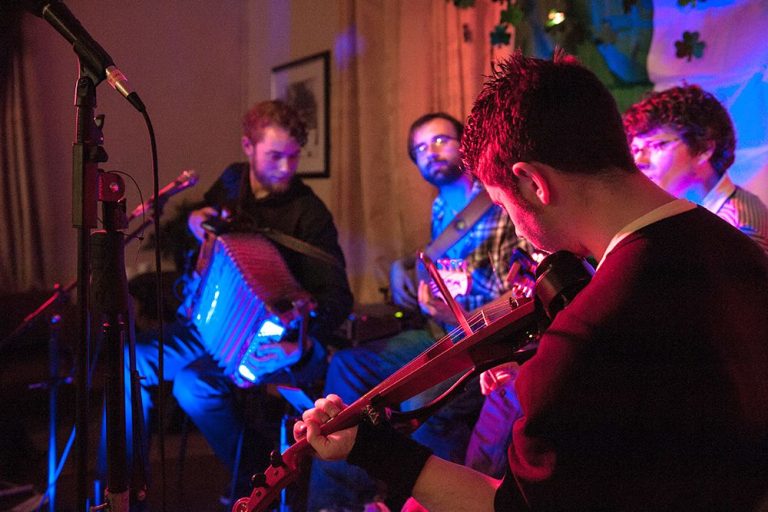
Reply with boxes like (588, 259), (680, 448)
(140, 107), (167, 512)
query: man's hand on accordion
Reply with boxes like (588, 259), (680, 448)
(188, 206), (231, 242)
(254, 340), (302, 374)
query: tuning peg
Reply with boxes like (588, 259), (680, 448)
(251, 472), (267, 489)
(269, 450), (284, 467)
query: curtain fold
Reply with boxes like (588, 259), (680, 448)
(332, 0), (506, 303)
(1, 11), (46, 293)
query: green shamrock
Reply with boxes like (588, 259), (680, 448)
(675, 30), (706, 61)
(490, 24), (512, 46)
(500, 4), (524, 27)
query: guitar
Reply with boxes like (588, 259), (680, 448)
(232, 251), (594, 512)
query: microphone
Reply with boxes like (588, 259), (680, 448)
(127, 170), (199, 222)
(24, 0), (146, 112)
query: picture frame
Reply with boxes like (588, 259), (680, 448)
(271, 51), (331, 178)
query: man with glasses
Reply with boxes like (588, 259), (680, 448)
(296, 53), (768, 512)
(307, 112), (528, 511)
(624, 84), (768, 253)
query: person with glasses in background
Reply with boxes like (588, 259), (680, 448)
(295, 52), (768, 512)
(624, 84), (768, 253)
(307, 112), (531, 511)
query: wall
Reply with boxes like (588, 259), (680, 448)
(23, 1), (249, 284)
(243, 1), (341, 203)
(17, 0), (768, 299)
(23, 1), (344, 285)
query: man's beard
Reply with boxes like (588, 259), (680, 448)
(253, 172), (293, 196)
(424, 160), (463, 186)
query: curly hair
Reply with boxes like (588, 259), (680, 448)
(623, 85), (736, 177)
(242, 100), (308, 147)
(462, 50), (635, 191)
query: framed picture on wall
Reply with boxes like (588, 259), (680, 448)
(271, 51), (330, 178)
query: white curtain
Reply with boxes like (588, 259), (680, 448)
(0, 14), (46, 293)
(648, 0), (768, 202)
(330, 0), (508, 303)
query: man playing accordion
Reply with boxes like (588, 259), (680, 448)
(126, 100), (352, 504)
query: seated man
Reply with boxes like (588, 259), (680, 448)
(297, 52), (768, 511)
(125, 100), (353, 505)
(623, 84), (768, 253)
(308, 112), (530, 511)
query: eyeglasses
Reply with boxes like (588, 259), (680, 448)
(630, 137), (682, 157)
(412, 135), (457, 156)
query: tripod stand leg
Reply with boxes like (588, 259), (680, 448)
(47, 315), (61, 512)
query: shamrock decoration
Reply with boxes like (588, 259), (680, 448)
(448, 0), (521, 48)
(490, 24), (512, 46)
(675, 30), (705, 61)
(463, 23), (473, 43)
(500, 4), (524, 27)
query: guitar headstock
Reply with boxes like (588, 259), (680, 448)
(430, 258), (471, 299)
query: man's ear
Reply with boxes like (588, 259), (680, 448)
(511, 162), (551, 205)
(695, 141), (715, 167)
(241, 135), (254, 155)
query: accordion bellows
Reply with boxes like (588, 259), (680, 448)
(188, 233), (315, 387)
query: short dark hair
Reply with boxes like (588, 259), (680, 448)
(463, 51), (636, 191)
(407, 112), (464, 162)
(242, 100), (308, 147)
(623, 85), (736, 177)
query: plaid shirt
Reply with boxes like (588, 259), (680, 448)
(431, 180), (528, 312)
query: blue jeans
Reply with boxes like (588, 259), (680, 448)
(464, 379), (522, 478)
(307, 329), (483, 511)
(124, 321), (327, 479)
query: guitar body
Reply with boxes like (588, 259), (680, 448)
(233, 251), (594, 512)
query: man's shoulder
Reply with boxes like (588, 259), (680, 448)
(284, 179), (332, 213)
(730, 185), (768, 217)
(607, 206), (766, 278)
(219, 162), (248, 178)
(215, 162), (248, 190)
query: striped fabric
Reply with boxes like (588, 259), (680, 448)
(702, 175), (768, 254)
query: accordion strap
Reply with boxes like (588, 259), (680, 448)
(254, 227), (345, 270)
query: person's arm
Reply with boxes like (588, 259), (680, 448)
(296, 395), (502, 512)
(410, 456), (499, 511)
(187, 206), (229, 241)
(390, 256), (419, 309)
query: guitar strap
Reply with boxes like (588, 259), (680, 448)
(423, 188), (494, 260)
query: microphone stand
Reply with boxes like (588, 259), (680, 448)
(72, 70), (102, 512)
(91, 189), (131, 512)
(20, 5), (158, 510)
(72, 63), (133, 512)
(0, 167), (195, 511)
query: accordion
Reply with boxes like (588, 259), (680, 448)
(185, 233), (316, 387)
